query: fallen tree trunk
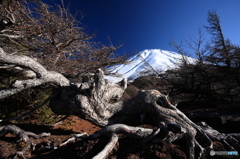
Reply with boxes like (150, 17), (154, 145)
(48, 68), (240, 159)
(1, 48), (240, 159)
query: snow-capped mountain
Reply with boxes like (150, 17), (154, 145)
(105, 49), (196, 83)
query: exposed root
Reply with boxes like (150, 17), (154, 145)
(93, 133), (118, 159)
(59, 133), (88, 147)
(47, 115), (70, 127)
(86, 123), (188, 159)
(89, 124), (155, 139)
(1, 69), (240, 159)
(82, 117), (240, 159)
(34, 132), (90, 152)
(196, 121), (240, 151)
(143, 128), (160, 143)
(0, 124), (50, 158)
(0, 125), (50, 142)
(13, 151), (25, 159)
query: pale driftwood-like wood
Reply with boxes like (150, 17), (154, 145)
(49, 68), (128, 126)
(49, 68), (240, 159)
(0, 47), (70, 99)
(92, 133), (118, 159)
(0, 125), (50, 158)
(0, 125), (50, 142)
(1, 47), (240, 159)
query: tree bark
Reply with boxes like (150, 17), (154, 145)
(0, 125), (50, 158)
(48, 68), (240, 159)
(0, 47), (70, 99)
(1, 48), (240, 159)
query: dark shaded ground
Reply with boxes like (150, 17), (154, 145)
(0, 118), (188, 159)
(0, 115), (238, 159)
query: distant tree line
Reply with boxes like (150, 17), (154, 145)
(155, 10), (240, 106)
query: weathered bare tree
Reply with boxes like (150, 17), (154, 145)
(162, 29), (216, 101)
(140, 11), (240, 105)
(204, 10), (240, 101)
(1, 2), (240, 159)
(205, 10), (232, 67)
(0, 0), (127, 82)
(165, 11), (240, 103)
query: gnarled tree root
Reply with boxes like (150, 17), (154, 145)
(196, 122), (240, 152)
(1, 64), (240, 159)
(0, 124), (50, 158)
(85, 123), (198, 159)
(87, 122), (240, 159)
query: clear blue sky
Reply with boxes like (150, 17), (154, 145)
(43, 0), (240, 57)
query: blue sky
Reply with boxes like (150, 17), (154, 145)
(43, 0), (240, 57)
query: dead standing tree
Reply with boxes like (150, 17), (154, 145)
(0, 1), (240, 159)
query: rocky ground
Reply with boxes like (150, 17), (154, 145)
(0, 113), (236, 159)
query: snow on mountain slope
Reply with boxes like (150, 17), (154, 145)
(105, 49), (196, 83)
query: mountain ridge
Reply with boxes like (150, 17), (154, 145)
(105, 49), (196, 83)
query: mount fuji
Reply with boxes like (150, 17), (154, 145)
(105, 49), (196, 83)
